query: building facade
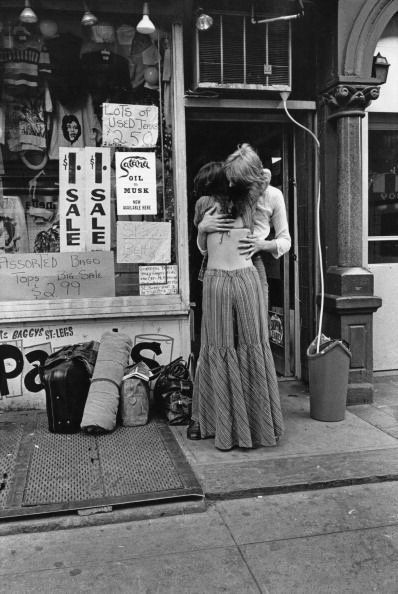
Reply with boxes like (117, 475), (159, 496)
(0, 0), (396, 410)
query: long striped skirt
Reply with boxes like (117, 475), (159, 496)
(192, 267), (284, 450)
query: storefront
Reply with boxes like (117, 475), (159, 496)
(0, 0), (191, 409)
(0, 0), (396, 411)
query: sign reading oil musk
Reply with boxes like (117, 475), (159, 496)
(102, 103), (159, 148)
(115, 151), (157, 215)
(59, 148), (111, 251)
(0, 252), (115, 300)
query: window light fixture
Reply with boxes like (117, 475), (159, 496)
(81, 1), (98, 27)
(19, 0), (38, 24)
(136, 2), (156, 35)
(372, 52), (390, 84)
(196, 8), (213, 31)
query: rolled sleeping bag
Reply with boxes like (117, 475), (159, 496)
(81, 330), (132, 434)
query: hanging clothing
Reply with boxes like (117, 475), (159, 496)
(48, 96), (101, 160)
(0, 194), (29, 253)
(80, 49), (132, 116)
(46, 33), (87, 110)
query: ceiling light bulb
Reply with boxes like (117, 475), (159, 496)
(136, 2), (156, 35)
(81, 2), (98, 27)
(19, 0), (38, 24)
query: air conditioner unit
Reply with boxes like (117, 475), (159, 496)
(194, 12), (291, 91)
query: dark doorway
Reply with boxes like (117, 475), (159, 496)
(186, 117), (295, 376)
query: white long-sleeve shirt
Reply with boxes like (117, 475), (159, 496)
(254, 185), (291, 258)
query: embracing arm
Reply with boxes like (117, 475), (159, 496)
(238, 188), (291, 260)
(194, 196), (235, 255)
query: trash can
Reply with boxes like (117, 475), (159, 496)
(307, 339), (352, 422)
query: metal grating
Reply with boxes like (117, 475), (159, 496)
(0, 422), (24, 510)
(23, 415), (103, 506)
(98, 424), (183, 497)
(19, 415), (198, 511)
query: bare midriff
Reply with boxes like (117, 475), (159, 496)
(206, 227), (253, 270)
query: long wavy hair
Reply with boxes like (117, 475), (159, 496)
(193, 160), (231, 214)
(223, 143), (266, 231)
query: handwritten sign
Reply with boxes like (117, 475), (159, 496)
(85, 148), (111, 251)
(115, 151), (157, 215)
(0, 252), (115, 300)
(59, 148), (86, 252)
(102, 103), (159, 148)
(116, 222), (171, 264)
(139, 265), (178, 295)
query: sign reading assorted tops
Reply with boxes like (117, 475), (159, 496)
(59, 148), (111, 251)
(102, 103), (159, 148)
(115, 151), (157, 215)
(0, 252), (115, 300)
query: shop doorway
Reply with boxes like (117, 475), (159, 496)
(186, 116), (297, 377)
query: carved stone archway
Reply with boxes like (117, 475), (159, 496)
(343, 0), (398, 77)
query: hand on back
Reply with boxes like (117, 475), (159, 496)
(198, 205), (235, 233)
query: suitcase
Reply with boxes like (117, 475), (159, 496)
(40, 341), (99, 433)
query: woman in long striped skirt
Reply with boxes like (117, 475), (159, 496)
(189, 160), (284, 451)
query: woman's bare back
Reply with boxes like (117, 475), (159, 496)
(206, 226), (254, 270)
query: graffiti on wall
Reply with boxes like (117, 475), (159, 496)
(0, 326), (174, 400)
(0, 325), (74, 398)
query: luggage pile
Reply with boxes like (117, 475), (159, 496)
(39, 330), (193, 434)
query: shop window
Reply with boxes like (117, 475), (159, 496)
(368, 125), (398, 263)
(0, 12), (177, 302)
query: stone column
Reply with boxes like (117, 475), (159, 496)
(321, 83), (382, 404)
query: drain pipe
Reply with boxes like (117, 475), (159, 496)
(279, 91), (324, 354)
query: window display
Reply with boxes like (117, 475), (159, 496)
(368, 125), (398, 263)
(0, 11), (176, 301)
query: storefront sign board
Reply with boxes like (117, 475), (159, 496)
(0, 251), (115, 300)
(139, 265), (178, 295)
(115, 151), (157, 215)
(0, 318), (188, 409)
(85, 148), (111, 251)
(59, 148), (86, 252)
(102, 103), (159, 148)
(116, 222), (171, 264)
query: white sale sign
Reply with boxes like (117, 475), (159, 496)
(85, 148), (111, 251)
(59, 148), (86, 252)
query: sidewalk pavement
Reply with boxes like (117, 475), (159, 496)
(0, 375), (397, 535)
(171, 375), (398, 499)
(2, 481), (398, 592)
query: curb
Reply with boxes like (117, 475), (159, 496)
(0, 498), (207, 536)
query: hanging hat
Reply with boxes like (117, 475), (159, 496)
(116, 24), (135, 47)
(91, 22), (115, 44)
(39, 20), (58, 39)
